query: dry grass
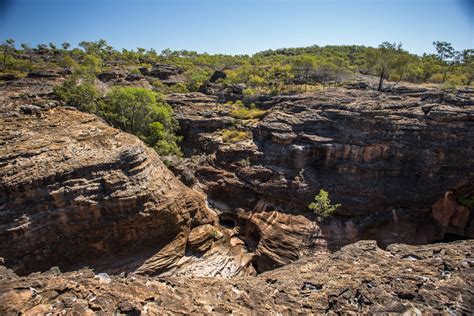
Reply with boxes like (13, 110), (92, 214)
(221, 129), (252, 143)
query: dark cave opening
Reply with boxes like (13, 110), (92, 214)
(219, 218), (236, 229)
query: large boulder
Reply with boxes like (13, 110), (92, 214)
(149, 64), (183, 80)
(97, 70), (125, 82)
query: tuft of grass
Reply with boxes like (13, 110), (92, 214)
(226, 101), (267, 120)
(230, 107), (267, 119)
(221, 129), (252, 143)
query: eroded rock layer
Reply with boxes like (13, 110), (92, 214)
(168, 87), (474, 271)
(1, 240), (472, 314)
(0, 79), (217, 275)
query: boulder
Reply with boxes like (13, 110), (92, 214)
(125, 73), (143, 82)
(97, 70), (125, 82)
(209, 70), (226, 82)
(149, 64), (183, 79)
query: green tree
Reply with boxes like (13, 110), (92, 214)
(365, 42), (407, 91)
(59, 55), (77, 70)
(419, 54), (441, 82)
(460, 49), (474, 87)
(80, 54), (102, 74)
(53, 75), (100, 112)
(1, 38), (15, 70)
(433, 41), (461, 83)
(62, 42), (71, 50)
(308, 189), (341, 220)
(292, 54), (317, 90)
(327, 56), (351, 84)
(100, 87), (182, 156)
(21, 43), (33, 62)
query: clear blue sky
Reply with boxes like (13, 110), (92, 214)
(0, 0), (472, 55)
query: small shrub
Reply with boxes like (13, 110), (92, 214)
(227, 101), (266, 120)
(168, 82), (189, 93)
(458, 195), (474, 209)
(53, 75), (100, 112)
(238, 157), (250, 167)
(308, 189), (341, 219)
(221, 129), (251, 143)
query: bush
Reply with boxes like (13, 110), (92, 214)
(221, 129), (251, 143)
(228, 101), (267, 120)
(59, 56), (77, 70)
(80, 54), (102, 74)
(308, 189), (341, 220)
(53, 75), (100, 112)
(458, 195), (474, 209)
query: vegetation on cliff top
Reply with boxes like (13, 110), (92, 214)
(1, 39), (473, 92)
(54, 77), (182, 156)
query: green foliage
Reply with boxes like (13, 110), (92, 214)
(221, 129), (252, 143)
(4, 37), (473, 91)
(53, 75), (100, 112)
(59, 56), (77, 69)
(100, 87), (182, 156)
(458, 195), (474, 209)
(184, 67), (212, 91)
(80, 54), (102, 74)
(308, 189), (341, 219)
(227, 101), (267, 120)
(168, 83), (189, 94)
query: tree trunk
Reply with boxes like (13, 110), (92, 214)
(442, 64), (454, 83)
(2, 48), (6, 70)
(377, 69), (385, 91)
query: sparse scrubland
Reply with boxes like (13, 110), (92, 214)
(2, 39), (471, 157)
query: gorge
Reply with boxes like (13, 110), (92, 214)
(0, 67), (473, 313)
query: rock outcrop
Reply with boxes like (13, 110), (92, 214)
(0, 78), (218, 276)
(167, 86), (474, 271)
(1, 240), (472, 314)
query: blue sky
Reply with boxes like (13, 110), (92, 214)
(0, 0), (472, 55)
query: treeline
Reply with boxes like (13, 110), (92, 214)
(1, 39), (473, 92)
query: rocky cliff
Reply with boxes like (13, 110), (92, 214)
(168, 86), (474, 271)
(0, 77), (223, 276)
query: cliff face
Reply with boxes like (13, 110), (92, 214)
(1, 240), (472, 314)
(168, 86), (474, 271)
(0, 78), (217, 276)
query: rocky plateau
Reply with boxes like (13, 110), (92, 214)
(0, 71), (473, 314)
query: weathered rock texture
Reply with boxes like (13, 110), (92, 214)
(0, 78), (218, 276)
(168, 86), (474, 271)
(1, 240), (472, 314)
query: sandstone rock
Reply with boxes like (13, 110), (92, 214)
(125, 73), (143, 82)
(169, 87), (473, 271)
(27, 71), (60, 79)
(97, 70), (125, 82)
(149, 64), (183, 80)
(0, 74), (18, 81)
(0, 240), (472, 314)
(0, 84), (217, 276)
(210, 70), (226, 82)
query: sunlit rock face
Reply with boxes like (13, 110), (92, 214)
(1, 240), (473, 314)
(169, 87), (473, 271)
(0, 82), (222, 276)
